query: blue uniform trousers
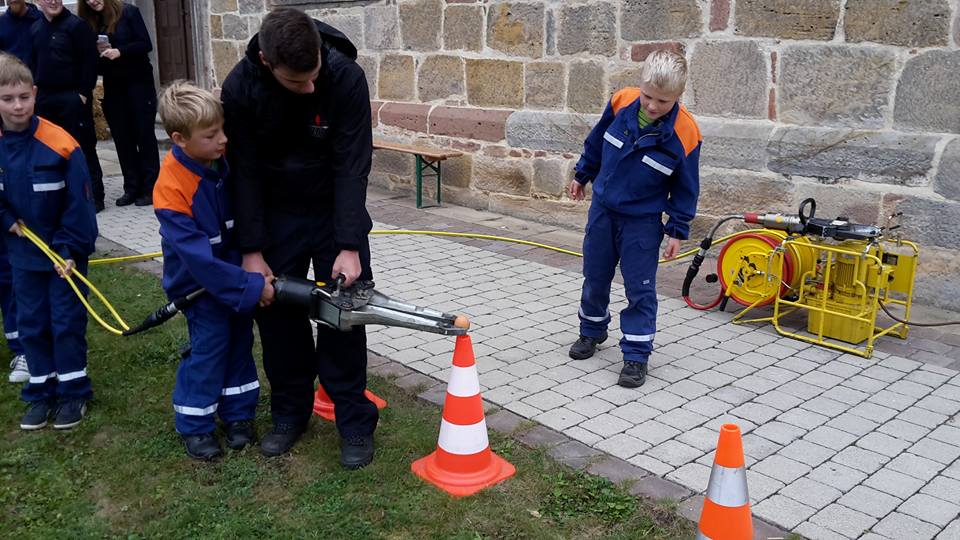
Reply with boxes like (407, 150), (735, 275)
(173, 296), (259, 435)
(12, 261), (91, 402)
(578, 205), (663, 363)
(0, 242), (23, 355)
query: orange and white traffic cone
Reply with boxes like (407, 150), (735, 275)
(697, 423), (753, 540)
(411, 334), (515, 496)
(312, 384), (387, 422)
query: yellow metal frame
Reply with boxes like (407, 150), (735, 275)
(728, 235), (919, 358)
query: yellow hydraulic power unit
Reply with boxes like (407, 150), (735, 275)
(682, 198), (918, 358)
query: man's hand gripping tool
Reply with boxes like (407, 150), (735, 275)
(272, 275), (468, 336)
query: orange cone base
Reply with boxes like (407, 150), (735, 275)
(312, 388), (387, 421)
(411, 450), (516, 497)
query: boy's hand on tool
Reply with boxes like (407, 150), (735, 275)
(568, 179), (585, 200)
(259, 279), (275, 308)
(662, 237), (681, 260)
(8, 221), (23, 237)
(56, 259), (76, 278)
(332, 250), (361, 287)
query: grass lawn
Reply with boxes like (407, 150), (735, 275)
(0, 263), (694, 539)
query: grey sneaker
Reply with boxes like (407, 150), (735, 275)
(8, 354), (28, 383)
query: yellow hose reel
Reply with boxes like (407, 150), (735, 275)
(692, 199), (919, 358)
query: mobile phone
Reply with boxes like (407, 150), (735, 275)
(97, 34), (109, 44)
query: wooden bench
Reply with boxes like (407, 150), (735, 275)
(373, 138), (463, 209)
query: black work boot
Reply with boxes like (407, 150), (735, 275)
(260, 423), (306, 457)
(568, 332), (607, 360)
(617, 362), (648, 388)
(340, 434), (374, 470)
(224, 420), (257, 450)
(115, 192), (136, 207)
(182, 433), (223, 461)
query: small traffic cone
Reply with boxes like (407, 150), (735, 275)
(312, 384), (387, 421)
(411, 334), (515, 496)
(697, 423), (753, 540)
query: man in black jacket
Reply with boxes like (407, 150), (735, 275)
(221, 8), (377, 468)
(29, 0), (104, 212)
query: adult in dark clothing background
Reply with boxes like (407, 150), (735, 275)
(0, 0), (41, 64)
(29, 0), (104, 212)
(78, 0), (159, 207)
(221, 8), (378, 468)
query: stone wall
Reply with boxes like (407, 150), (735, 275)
(207, 0), (960, 310)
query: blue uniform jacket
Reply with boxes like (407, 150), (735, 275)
(154, 146), (263, 313)
(574, 88), (702, 240)
(0, 116), (98, 270)
(0, 3), (42, 64)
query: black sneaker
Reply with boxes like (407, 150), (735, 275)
(182, 433), (223, 461)
(569, 332), (607, 360)
(134, 195), (153, 206)
(617, 362), (648, 388)
(340, 434), (374, 470)
(224, 420), (256, 450)
(115, 193), (137, 207)
(260, 423), (306, 457)
(52, 398), (88, 429)
(20, 400), (53, 430)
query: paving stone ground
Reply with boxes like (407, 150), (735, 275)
(94, 143), (960, 540)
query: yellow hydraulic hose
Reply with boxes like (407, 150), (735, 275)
(41, 227), (765, 336)
(19, 224), (130, 335)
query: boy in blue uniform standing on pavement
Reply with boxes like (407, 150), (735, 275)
(0, 53), (98, 428)
(568, 50), (701, 388)
(154, 81), (274, 460)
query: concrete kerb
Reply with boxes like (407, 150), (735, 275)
(94, 233), (791, 538)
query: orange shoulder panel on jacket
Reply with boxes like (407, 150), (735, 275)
(153, 152), (199, 218)
(611, 87), (642, 115)
(675, 105), (702, 156)
(33, 117), (80, 159)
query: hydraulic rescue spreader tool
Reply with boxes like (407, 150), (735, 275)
(272, 275), (469, 335)
(683, 198), (919, 358)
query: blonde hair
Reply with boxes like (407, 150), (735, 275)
(158, 80), (223, 137)
(0, 52), (33, 88)
(640, 50), (688, 96)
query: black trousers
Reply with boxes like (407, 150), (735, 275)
(257, 210), (378, 437)
(102, 80), (160, 198)
(36, 91), (104, 204)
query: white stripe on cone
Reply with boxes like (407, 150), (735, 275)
(447, 365), (480, 397)
(705, 464), (750, 507)
(437, 418), (489, 455)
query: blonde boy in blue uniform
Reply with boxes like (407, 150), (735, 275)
(0, 53), (98, 429)
(568, 51), (702, 388)
(154, 81), (274, 460)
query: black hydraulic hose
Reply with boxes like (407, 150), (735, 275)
(122, 288), (206, 336)
(683, 215), (743, 310)
(879, 302), (960, 327)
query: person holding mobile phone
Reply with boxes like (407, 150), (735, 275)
(78, 0), (159, 208)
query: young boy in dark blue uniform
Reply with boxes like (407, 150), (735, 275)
(154, 81), (274, 460)
(0, 53), (98, 429)
(0, 0), (41, 384)
(568, 50), (702, 388)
